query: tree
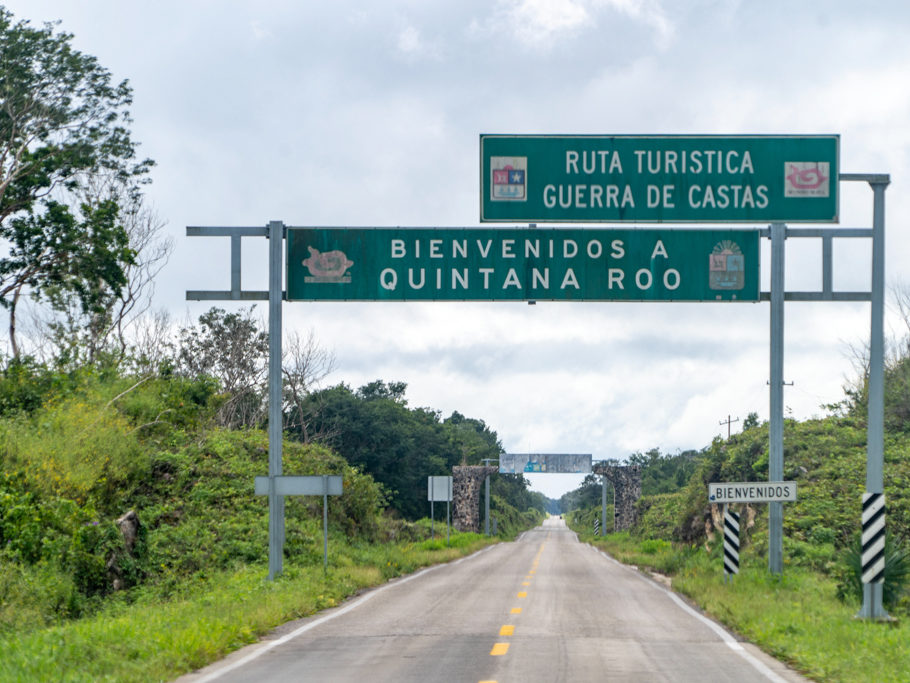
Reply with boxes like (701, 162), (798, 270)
(283, 328), (336, 441)
(175, 307), (335, 430)
(30, 190), (172, 367)
(743, 412), (760, 431)
(0, 8), (152, 356)
(444, 410), (501, 464)
(294, 382), (511, 519)
(559, 473), (605, 513)
(176, 307), (269, 428)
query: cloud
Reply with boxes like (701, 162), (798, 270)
(501, 0), (592, 46)
(476, 0), (674, 51)
(249, 19), (271, 41)
(397, 25), (423, 54)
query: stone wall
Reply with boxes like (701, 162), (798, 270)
(593, 464), (642, 531)
(452, 465), (498, 532)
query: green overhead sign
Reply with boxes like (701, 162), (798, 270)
(480, 135), (839, 223)
(286, 227), (759, 302)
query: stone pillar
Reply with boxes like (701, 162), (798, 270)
(593, 464), (642, 532)
(453, 466), (498, 532)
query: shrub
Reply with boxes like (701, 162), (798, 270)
(836, 532), (910, 610)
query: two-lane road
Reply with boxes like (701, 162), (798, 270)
(180, 517), (806, 682)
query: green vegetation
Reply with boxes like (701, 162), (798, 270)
(559, 342), (910, 681)
(0, 537), (496, 682)
(569, 530), (910, 683)
(0, 7), (155, 359)
(0, 362), (542, 680)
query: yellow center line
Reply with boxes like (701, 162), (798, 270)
(522, 581), (530, 586)
(517, 591), (527, 598)
(490, 643), (510, 656)
(499, 624), (515, 636)
(510, 607), (522, 614)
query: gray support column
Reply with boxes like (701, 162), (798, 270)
(601, 474), (607, 536)
(861, 179), (889, 618)
(769, 222), (785, 575)
(323, 475), (329, 571)
(267, 220), (284, 580)
(231, 234), (241, 299)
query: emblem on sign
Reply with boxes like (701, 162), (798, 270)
(302, 246), (353, 283)
(709, 240), (745, 291)
(784, 162), (830, 197)
(490, 156), (527, 201)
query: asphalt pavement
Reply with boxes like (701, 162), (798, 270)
(177, 516), (808, 682)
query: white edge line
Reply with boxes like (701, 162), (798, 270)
(192, 544), (497, 682)
(593, 547), (790, 683)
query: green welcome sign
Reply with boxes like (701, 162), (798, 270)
(286, 227), (759, 302)
(480, 135), (839, 223)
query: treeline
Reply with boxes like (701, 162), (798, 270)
(0, 304), (548, 525)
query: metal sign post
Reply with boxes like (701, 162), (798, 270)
(723, 506), (740, 581)
(267, 220), (284, 579)
(859, 176), (890, 619)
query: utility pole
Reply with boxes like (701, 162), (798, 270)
(719, 415), (740, 439)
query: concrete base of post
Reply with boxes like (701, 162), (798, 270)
(857, 583), (892, 621)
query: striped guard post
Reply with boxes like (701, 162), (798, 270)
(861, 492), (886, 584)
(593, 518), (601, 534)
(723, 508), (740, 577)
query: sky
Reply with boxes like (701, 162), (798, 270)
(5, 1), (910, 499)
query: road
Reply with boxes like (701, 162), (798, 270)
(179, 517), (807, 682)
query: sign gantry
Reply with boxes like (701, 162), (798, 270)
(185, 134), (889, 620)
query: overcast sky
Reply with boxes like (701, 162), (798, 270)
(6, 1), (910, 498)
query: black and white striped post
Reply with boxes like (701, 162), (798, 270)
(723, 506), (740, 581)
(859, 492), (887, 618)
(593, 517), (601, 535)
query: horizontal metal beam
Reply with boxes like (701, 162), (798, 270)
(186, 290), (270, 301)
(758, 227), (874, 238)
(840, 173), (891, 184)
(760, 291), (871, 302)
(186, 226), (269, 237)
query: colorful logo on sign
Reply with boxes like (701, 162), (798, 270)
(491, 156), (527, 201)
(302, 246), (353, 283)
(784, 162), (830, 197)
(709, 240), (745, 292)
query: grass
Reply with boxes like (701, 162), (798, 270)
(581, 529), (910, 683)
(0, 532), (496, 682)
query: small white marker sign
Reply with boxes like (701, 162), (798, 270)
(709, 481), (797, 504)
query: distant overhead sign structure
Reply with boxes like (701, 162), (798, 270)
(709, 481), (797, 504)
(286, 227), (759, 302)
(501, 453), (592, 474)
(480, 135), (839, 223)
